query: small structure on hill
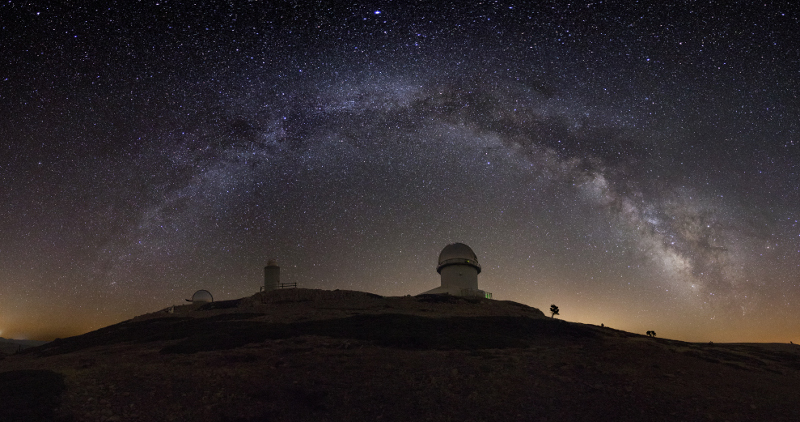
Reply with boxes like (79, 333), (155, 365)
(263, 259), (281, 292)
(186, 289), (213, 303)
(420, 243), (492, 299)
(261, 260), (297, 292)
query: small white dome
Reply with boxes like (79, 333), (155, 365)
(191, 289), (213, 303)
(437, 243), (481, 274)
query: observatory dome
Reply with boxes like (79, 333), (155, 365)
(437, 243), (481, 274)
(191, 289), (213, 303)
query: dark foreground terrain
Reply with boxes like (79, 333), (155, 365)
(1, 289), (799, 422)
(0, 338), (48, 355)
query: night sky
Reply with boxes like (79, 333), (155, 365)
(2, 1), (798, 342)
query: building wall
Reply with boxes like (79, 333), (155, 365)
(264, 266), (280, 291)
(440, 264), (478, 290)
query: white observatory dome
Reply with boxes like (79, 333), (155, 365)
(420, 242), (491, 298)
(437, 243), (481, 274)
(191, 289), (213, 303)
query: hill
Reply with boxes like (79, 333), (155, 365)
(1, 289), (799, 421)
(0, 338), (49, 355)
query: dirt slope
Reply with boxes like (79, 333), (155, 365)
(1, 289), (798, 422)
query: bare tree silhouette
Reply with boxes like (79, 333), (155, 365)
(550, 304), (559, 318)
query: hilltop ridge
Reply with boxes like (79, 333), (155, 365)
(136, 288), (548, 321)
(2, 289), (799, 422)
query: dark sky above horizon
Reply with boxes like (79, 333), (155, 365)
(1, 1), (798, 342)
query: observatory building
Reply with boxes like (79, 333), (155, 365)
(260, 259), (297, 292)
(186, 289), (213, 303)
(263, 259), (280, 292)
(420, 243), (492, 299)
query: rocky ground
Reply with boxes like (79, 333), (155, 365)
(1, 289), (799, 421)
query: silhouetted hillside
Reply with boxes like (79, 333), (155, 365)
(2, 289), (800, 422)
(0, 338), (49, 355)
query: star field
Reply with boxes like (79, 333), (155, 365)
(1, 1), (798, 341)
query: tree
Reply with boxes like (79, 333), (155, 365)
(550, 304), (559, 318)
(646, 331), (657, 337)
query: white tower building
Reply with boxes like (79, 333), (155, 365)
(420, 243), (492, 298)
(264, 259), (280, 292)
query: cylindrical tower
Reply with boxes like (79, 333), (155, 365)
(418, 243), (491, 298)
(437, 243), (481, 290)
(264, 259), (280, 292)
